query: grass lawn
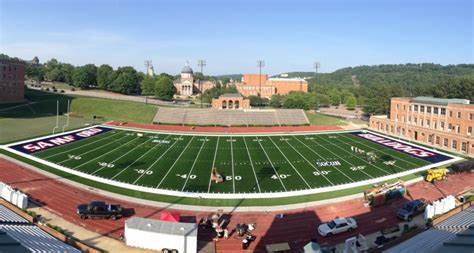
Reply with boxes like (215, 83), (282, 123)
(305, 111), (349, 126)
(0, 89), (158, 144)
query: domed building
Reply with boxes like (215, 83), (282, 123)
(173, 63), (216, 97)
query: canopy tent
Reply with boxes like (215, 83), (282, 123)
(159, 211), (180, 222)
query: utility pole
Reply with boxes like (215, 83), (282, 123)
(198, 59), (206, 108)
(257, 60), (265, 97)
(313, 62), (320, 84)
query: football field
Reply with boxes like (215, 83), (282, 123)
(5, 126), (457, 199)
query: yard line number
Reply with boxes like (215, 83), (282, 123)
(135, 169), (153, 175)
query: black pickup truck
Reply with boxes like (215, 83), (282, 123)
(76, 201), (123, 220)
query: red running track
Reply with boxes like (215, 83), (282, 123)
(0, 158), (472, 252)
(104, 121), (343, 134)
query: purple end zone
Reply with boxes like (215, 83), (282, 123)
(9, 126), (113, 154)
(351, 131), (453, 164)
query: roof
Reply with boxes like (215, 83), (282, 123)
(181, 65), (193, 74)
(220, 93), (242, 98)
(385, 205), (474, 253)
(126, 217), (197, 237)
(0, 231), (29, 253)
(411, 96), (470, 105)
(267, 77), (307, 82)
(434, 225), (474, 253)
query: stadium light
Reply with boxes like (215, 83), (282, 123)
(198, 60), (206, 108)
(257, 60), (265, 97)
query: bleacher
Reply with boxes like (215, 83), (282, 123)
(386, 205), (474, 253)
(0, 205), (81, 253)
(153, 108), (309, 126)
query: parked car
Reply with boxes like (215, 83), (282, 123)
(77, 201), (123, 220)
(397, 199), (427, 221)
(318, 217), (358, 237)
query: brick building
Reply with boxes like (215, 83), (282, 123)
(212, 93), (250, 110)
(0, 58), (25, 103)
(235, 74), (308, 98)
(370, 97), (474, 156)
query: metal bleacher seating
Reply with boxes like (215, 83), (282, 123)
(0, 205), (81, 253)
(153, 108), (309, 126)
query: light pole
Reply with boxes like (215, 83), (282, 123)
(257, 60), (265, 98)
(198, 60), (206, 108)
(313, 62), (320, 84)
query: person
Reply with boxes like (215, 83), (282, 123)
(216, 227), (224, 238)
(224, 228), (229, 239)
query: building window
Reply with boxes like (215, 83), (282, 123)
(441, 108), (446, 115)
(468, 126), (472, 136)
(462, 142), (467, 152)
(452, 140), (457, 149)
(448, 123), (452, 131)
(434, 107), (439, 114)
(408, 116), (411, 123)
(449, 111), (453, 117)
(428, 135), (433, 143)
(427, 106), (432, 113)
(444, 138), (448, 147)
(458, 112), (461, 118)
(414, 117), (417, 124)
(403, 105), (406, 110)
(420, 119), (424, 126)
(470, 113), (473, 120)
(436, 136), (440, 145)
(426, 120), (430, 127)
(397, 104), (400, 110)
(414, 105), (419, 111)
(440, 121), (445, 129)
(420, 106), (425, 113)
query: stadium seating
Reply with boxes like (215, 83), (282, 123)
(0, 206), (28, 223)
(153, 108), (309, 126)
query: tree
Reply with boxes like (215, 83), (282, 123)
(96, 64), (114, 90)
(140, 76), (157, 96)
(269, 94), (284, 108)
(72, 64), (97, 89)
(248, 95), (269, 107)
(346, 95), (357, 110)
(154, 76), (175, 100)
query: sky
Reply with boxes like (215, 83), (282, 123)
(1, 0), (472, 75)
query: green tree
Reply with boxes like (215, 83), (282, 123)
(269, 94), (284, 108)
(154, 76), (175, 100)
(96, 64), (115, 90)
(72, 64), (97, 89)
(140, 76), (157, 95)
(346, 95), (357, 110)
(248, 95), (269, 107)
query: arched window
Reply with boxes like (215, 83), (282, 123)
(222, 100), (227, 109)
(235, 100), (240, 109)
(228, 100), (233, 109)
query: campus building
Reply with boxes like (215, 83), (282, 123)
(235, 74), (308, 99)
(212, 93), (250, 110)
(0, 58), (25, 103)
(370, 97), (474, 156)
(173, 64), (216, 96)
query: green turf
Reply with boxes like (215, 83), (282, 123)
(305, 111), (349, 126)
(28, 127), (430, 195)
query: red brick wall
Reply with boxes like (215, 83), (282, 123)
(0, 60), (25, 103)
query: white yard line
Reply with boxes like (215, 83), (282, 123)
(156, 136), (195, 188)
(181, 138), (207, 191)
(267, 137), (312, 189)
(282, 137), (334, 186)
(243, 137), (261, 193)
(73, 136), (139, 170)
(110, 135), (173, 180)
(230, 136), (236, 193)
(44, 130), (120, 159)
(57, 134), (129, 164)
(131, 136), (181, 184)
(314, 135), (392, 175)
(91, 136), (154, 175)
(207, 136), (220, 193)
(338, 133), (423, 167)
(255, 136), (287, 191)
(303, 136), (376, 179)
(292, 136), (356, 182)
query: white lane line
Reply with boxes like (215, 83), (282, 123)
(267, 136), (311, 189)
(255, 136), (287, 191)
(338, 133), (422, 167)
(110, 135), (173, 180)
(302, 136), (376, 179)
(57, 133), (129, 164)
(131, 135), (181, 184)
(73, 136), (139, 170)
(292, 136), (355, 182)
(91, 136), (154, 175)
(181, 138), (207, 191)
(243, 137), (261, 193)
(282, 137), (334, 186)
(207, 136), (220, 193)
(316, 135), (395, 174)
(156, 136), (195, 188)
(230, 136), (236, 193)
(43, 130), (120, 159)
